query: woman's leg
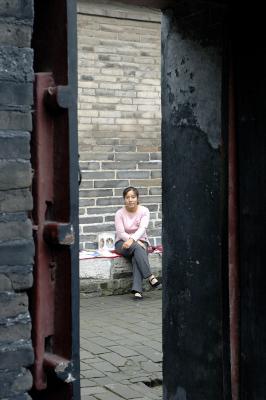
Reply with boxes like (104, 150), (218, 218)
(130, 244), (160, 290)
(115, 241), (152, 293)
(131, 243), (152, 279)
(131, 257), (144, 293)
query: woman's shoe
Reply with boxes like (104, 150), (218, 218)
(148, 275), (160, 288)
(134, 292), (143, 300)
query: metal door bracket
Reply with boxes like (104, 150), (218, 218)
(31, 73), (76, 391)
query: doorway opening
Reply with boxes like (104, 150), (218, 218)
(77, 1), (163, 398)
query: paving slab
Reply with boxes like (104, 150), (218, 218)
(91, 361), (120, 373)
(100, 352), (128, 367)
(81, 386), (109, 396)
(82, 397), (99, 400)
(81, 340), (111, 355)
(82, 369), (106, 379)
(95, 392), (126, 400)
(128, 383), (159, 399)
(105, 383), (139, 399)
(106, 346), (139, 358)
(80, 290), (162, 399)
(81, 379), (100, 388)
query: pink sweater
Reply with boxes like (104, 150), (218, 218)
(115, 205), (150, 243)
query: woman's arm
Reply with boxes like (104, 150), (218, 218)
(115, 211), (130, 241)
(130, 208), (150, 241)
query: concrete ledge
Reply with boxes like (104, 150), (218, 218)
(80, 253), (162, 297)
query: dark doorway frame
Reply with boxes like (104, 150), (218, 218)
(31, 1), (266, 399)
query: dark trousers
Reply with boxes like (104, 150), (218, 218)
(115, 240), (152, 293)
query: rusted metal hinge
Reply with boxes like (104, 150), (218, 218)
(31, 73), (76, 391)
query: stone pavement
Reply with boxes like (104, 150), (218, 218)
(80, 290), (162, 400)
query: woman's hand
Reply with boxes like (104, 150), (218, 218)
(122, 238), (134, 249)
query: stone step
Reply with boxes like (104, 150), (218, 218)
(80, 253), (162, 297)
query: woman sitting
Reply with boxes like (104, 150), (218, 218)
(114, 186), (160, 300)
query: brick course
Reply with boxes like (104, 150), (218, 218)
(78, 1), (162, 249)
(0, 0), (34, 397)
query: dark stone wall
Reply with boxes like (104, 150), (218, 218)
(0, 1), (34, 399)
(161, 5), (228, 400)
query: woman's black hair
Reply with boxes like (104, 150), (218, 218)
(123, 186), (139, 199)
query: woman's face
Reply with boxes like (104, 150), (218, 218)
(124, 190), (138, 211)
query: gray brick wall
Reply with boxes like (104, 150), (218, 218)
(0, 1), (34, 398)
(78, 0), (162, 249)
